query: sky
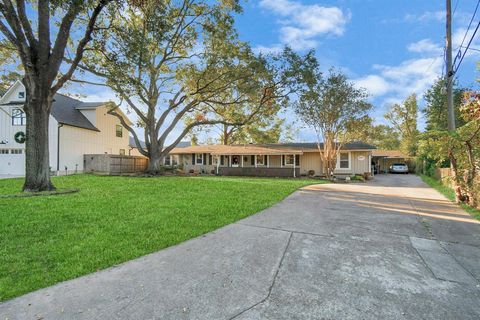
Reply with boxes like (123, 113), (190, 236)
(70, 0), (480, 143)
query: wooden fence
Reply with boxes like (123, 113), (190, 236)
(434, 167), (452, 181)
(84, 154), (148, 174)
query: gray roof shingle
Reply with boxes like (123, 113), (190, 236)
(51, 94), (101, 131)
(264, 141), (376, 150)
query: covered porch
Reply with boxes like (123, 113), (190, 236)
(213, 153), (302, 177)
(172, 144), (303, 177)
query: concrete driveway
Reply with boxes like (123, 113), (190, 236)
(2, 174), (480, 319)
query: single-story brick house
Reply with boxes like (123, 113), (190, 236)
(170, 142), (376, 177)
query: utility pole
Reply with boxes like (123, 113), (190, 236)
(446, 0), (456, 131)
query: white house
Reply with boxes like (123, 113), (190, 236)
(0, 81), (131, 175)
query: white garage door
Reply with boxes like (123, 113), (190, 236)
(0, 149), (25, 175)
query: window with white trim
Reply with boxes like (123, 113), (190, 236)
(256, 155), (265, 166)
(164, 155), (171, 166)
(12, 108), (26, 126)
(171, 155), (178, 166)
(10, 149), (23, 154)
(18, 91), (25, 99)
(115, 124), (123, 137)
(0, 149), (9, 154)
(285, 155), (295, 165)
(338, 152), (350, 169)
(195, 153), (203, 165)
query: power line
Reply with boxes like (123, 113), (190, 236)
(453, 0), (460, 17)
(453, 0), (480, 65)
(453, 19), (480, 73)
(461, 45), (480, 52)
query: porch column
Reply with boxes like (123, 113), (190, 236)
(267, 155), (270, 168)
(229, 155), (231, 167)
(293, 154), (296, 178)
(216, 155), (220, 175)
(369, 154), (373, 176)
(241, 155), (244, 167)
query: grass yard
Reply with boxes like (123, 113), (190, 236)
(0, 175), (321, 301)
(420, 175), (480, 220)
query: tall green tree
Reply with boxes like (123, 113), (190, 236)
(384, 94), (419, 156)
(419, 92), (480, 207)
(423, 78), (467, 131)
(295, 64), (372, 179)
(351, 116), (400, 150)
(0, 0), (113, 191)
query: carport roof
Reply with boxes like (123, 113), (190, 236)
(372, 149), (410, 158)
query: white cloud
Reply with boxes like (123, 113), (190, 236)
(354, 51), (444, 104)
(259, 0), (350, 50)
(407, 39), (443, 55)
(404, 11), (445, 22)
(355, 75), (391, 96)
(252, 44), (283, 55)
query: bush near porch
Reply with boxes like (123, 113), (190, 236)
(0, 175), (321, 301)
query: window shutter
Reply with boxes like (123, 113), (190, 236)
(209, 154), (212, 165)
(282, 155), (285, 166)
(192, 153), (195, 164)
(203, 153), (207, 165)
(221, 155), (224, 165)
(295, 155), (300, 165)
(251, 155), (255, 165)
(264, 155), (267, 164)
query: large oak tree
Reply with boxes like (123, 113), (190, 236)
(0, 0), (113, 191)
(80, 0), (307, 173)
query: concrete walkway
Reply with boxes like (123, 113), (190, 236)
(0, 174), (22, 179)
(2, 175), (480, 319)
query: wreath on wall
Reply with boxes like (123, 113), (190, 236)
(14, 131), (26, 144)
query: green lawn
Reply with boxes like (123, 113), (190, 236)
(420, 174), (480, 220)
(0, 175), (321, 301)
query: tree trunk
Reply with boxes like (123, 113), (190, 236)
(144, 125), (164, 175)
(222, 125), (230, 145)
(146, 153), (164, 175)
(22, 94), (55, 192)
(464, 141), (477, 207)
(448, 149), (464, 203)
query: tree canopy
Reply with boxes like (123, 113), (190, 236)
(423, 78), (467, 131)
(384, 94), (419, 156)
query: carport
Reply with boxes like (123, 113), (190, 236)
(372, 149), (411, 173)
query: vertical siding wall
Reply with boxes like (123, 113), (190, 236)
(59, 106), (129, 173)
(300, 152), (322, 176)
